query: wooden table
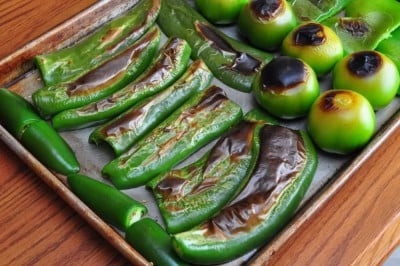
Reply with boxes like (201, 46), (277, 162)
(0, 1), (399, 265)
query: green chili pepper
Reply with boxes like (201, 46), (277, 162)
(32, 27), (161, 118)
(102, 86), (243, 189)
(125, 218), (189, 266)
(35, 0), (161, 86)
(287, 0), (351, 22)
(172, 125), (317, 264)
(67, 174), (147, 231)
(89, 60), (213, 155)
(157, 0), (273, 92)
(51, 37), (192, 131)
(148, 110), (276, 234)
(0, 88), (79, 175)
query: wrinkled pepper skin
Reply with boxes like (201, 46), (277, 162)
(148, 110), (276, 234)
(67, 174), (147, 231)
(157, 0), (273, 92)
(51, 37), (191, 131)
(125, 218), (190, 266)
(172, 125), (317, 264)
(0, 89), (79, 175)
(102, 86), (243, 189)
(287, 0), (351, 22)
(89, 60), (213, 155)
(32, 27), (161, 117)
(35, 0), (161, 86)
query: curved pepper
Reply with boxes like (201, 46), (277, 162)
(102, 86), (243, 189)
(35, 0), (161, 86)
(172, 125), (317, 264)
(148, 110), (276, 234)
(157, 0), (272, 92)
(125, 218), (189, 266)
(287, 0), (351, 22)
(32, 27), (161, 117)
(51, 37), (191, 131)
(89, 60), (213, 155)
(67, 174), (147, 231)
(0, 88), (79, 175)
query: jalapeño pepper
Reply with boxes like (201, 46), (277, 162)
(102, 86), (243, 189)
(32, 27), (161, 117)
(0, 88), (79, 175)
(172, 125), (317, 264)
(89, 60), (213, 155)
(287, 0), (351, 22)
(157, 0), (273, 92)
(51, 37), (191, 131)
(35, 0), (161, 86)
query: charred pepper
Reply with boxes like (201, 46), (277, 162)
(102, 86), (243, 189)
(52, 37), (191, 131)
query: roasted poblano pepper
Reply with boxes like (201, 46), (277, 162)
(157, 0), (273, 92)
(0, 88), (79, 175)
(148, 110), (276, 234)
(35, 0), (161, 86)
(67, 174), (147, 231)
(52, 37), (191, 131)
(89, 60), (213, 155)
(287, 0), (351, 22)
(32, 27), (161, 117)
(102, 86), (243, 189)
(125, 218), (189, 266)
(172, 125), (317, 264)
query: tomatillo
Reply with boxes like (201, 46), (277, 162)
(307, 90), (376, 155)
(282, 22), (343, 76)
(238, 0), (297, 51)
(333, 50), (400, 110)
(252, 56), (320, 119)
(195, 0), (249, 25)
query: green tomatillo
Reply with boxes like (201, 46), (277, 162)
(333, 50), (400, 110)
(307, 89), (376, 155)
(252, 56), (320, 119)
(238, 0), (297, 51)
(195, 0), (249, 25)
(282, 22), (343, 76)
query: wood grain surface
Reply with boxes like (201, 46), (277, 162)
(0, 1), (399, 265)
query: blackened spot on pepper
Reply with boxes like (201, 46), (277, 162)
(339, 17), (369, 38)
(347, 51), (382, 77)
(250, 0), (282, 20)
(293, 23), (326, 46)
(318, 90), (356, 112)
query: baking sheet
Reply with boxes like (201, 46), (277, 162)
(0, 0), (399, 265)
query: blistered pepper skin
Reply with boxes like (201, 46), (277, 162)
(51, 37), (192, 131)
(287, 0), (351, 22)
(89, 60), (213, 155)
(157, 0), (273, 92)
(102, 86), (243, 189)
(35, 0), (161, 86)
(32, 27), (161, 117)
(172, 125), (317, 265)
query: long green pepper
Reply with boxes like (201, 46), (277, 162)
(89, 60), (213, 155)
(32, 27), (161, 117)
(102, 86), (243, 189)
(35, 0), (161, 86)
(287, 0), (351, 22)
(52, 37), (192, 131)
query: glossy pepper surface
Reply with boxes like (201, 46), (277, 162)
(0, 88), (79, 175)
(102, 86), (243, 189)
(287, 0), (351, 22)
(67, 174), (147, 231)
(52, 37), (191, 131)
(148, 110), (276, 234)
(125, 218), (189, 266)
(172, 125), (317, 264)
(32, 27), (161, 117)
(89, 60), (213, 155)
(35, 0), (161, 86)
(157, 0), (273, 92)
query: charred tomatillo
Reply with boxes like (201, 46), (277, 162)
(282, 22), (343, 76)
(238, 0), (297, 51)
(195, 0), (249, 25)
(252, 56), (320, 119)
(333, 50), (400, 110)
(307, 90), (376, 155)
